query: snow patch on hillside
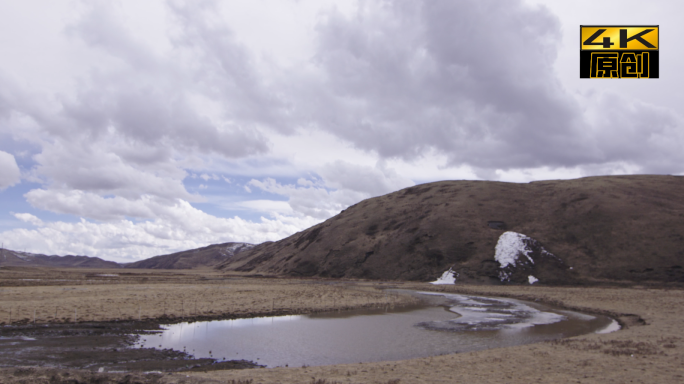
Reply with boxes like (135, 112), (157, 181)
(494, 231), (559, 282)
(220, 243), (255, 257)
(431, 268), (458, 285)
(495, 231), (534, 268)
(225, 243), (253, 253)
(11, 251), (35, 262)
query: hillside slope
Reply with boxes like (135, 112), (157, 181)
(124, 242), (253, 269)
(217, 175), (684, 285)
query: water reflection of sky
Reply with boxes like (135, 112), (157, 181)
(135, 293), (614, 368)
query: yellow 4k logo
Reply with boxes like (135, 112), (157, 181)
(581, 27), (658, 50)
(580, 26), (659, 79)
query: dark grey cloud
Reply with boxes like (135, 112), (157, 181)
(581, 91), (683, 174)
(0, 1), (279, 203)
(2, 0), (682, 215)
(55, 2), (271, 160)
(288, 0), (683, 174)
(0, 90), (10, 120)
(166, 0), (296, 133)
(297, 0), (584, 167)
(60, 84), (268, 159)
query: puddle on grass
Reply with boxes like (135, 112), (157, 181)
(135, 291), (614, 368)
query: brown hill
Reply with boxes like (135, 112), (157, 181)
(124, 242), (253, 269)
(216, 175), (684, 285)
(0, 249), (120, 269)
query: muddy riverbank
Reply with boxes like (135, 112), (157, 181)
(0, 268), (418, 378)
(0, 320), (265, 373)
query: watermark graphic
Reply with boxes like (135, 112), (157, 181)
(580, 26), (659, 79)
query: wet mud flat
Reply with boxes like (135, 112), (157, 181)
(0, 320), (262, 374)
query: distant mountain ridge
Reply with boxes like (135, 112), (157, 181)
(0, 249), (121, 268)
(0, 242), (254, 270)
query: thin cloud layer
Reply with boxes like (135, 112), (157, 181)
(291, 0), (682, 174)
(295, 0), (581, 166)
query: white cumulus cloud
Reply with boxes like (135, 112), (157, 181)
(0, 200), (319, 262)
(14, 213), (43, 226)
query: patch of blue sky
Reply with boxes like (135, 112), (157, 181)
(0, 182), (81, 232)
(183, 174), (305, 221)
(199, 156), (306, 179)
(0, 134), (52, 231)
(0, 133), (41, 169)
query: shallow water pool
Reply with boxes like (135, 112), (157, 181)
(135, 292), (615, 368)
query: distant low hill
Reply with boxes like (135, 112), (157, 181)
(124, 242), (254, 269)
(0, 249), (120, 269)
(0, 242), (254, 270)
(217, 175), (684, 285)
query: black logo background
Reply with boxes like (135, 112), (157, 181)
(580, 51), (659, 78)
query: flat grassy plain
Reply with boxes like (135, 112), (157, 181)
(0, 267), (410, 325)
(1, 267), (683, 383)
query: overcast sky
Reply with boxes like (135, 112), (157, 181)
(0, 0), (681, 262)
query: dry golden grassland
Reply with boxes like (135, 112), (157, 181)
(1, 267), (683, 383)
(0, 267), (417, 325)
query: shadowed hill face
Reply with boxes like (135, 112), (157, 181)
(217, 175), (684, 285)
